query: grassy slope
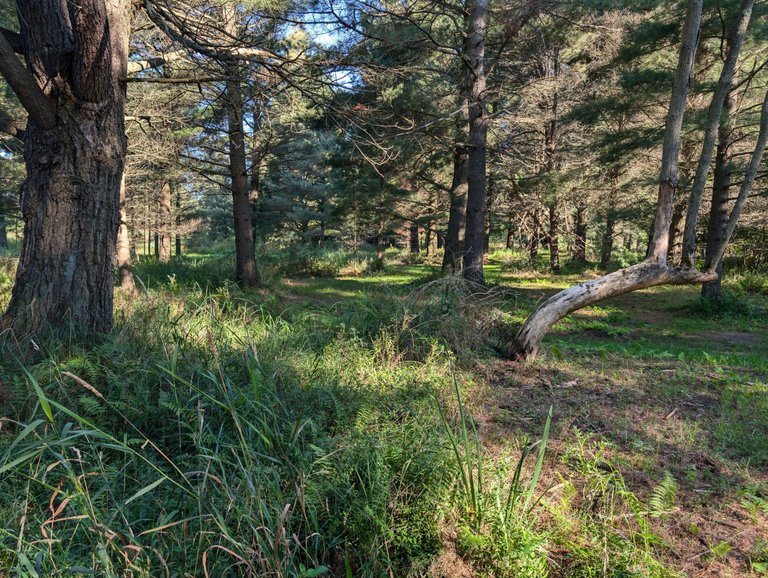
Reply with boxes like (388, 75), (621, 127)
(1, 255), (767, 576)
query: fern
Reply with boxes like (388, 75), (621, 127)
(648, 471), (677, 518)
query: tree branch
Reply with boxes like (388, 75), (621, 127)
(0, 108), (25, 140)
(0, 27), (23, 54)
(0, 32), (56, 129)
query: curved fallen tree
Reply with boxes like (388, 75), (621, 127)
(510, 0), (768, 361)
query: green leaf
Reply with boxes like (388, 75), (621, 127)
(126, 477), (167, 505)
(24, 368), (53, 423)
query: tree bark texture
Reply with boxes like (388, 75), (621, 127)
(1, 0), (128, 337)
(442, 144), (468, 271)
(462, 0), (490, 285)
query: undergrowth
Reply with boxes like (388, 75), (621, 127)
(0, 257), (686, 576)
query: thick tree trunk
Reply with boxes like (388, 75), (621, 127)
(0, 214), (7, 249)
(442, 144), (468, 271)
(0, 0), (128, 337)
(506, 222), (514, 250)
(462, 0), (489, 285)
(158, 179), (172, 263)
(572, 205), (587, 263)
(510, 0), (703, 361)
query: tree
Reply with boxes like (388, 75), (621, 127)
(0, 0), (128, 336)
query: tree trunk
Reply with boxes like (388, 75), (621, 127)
(158, 179), (172, 263)
(484, 173), (495, 254)
(409, 224), (419, 254)
(529, 210), (540, 261)
(461, 0), (489, 285)
(506, 222), (514, 250)
(0, 214), (7, 249)
(510, 0), (704, 361)
(442, 144), (468, 271)
(0, 0), (128, 337)
(681, 0), (754, 266)
(701, 141), (729, 298)
(667, 201), (686, 266)
(510, 262), (715, 359)
(224, 6), (260, 287)
(600, 191), (617, 269)
(175, 186), (182, 257)
(572, 205), (587, 263)
(116, 176), (136, 293)
(377, 222), (385, 267)
(549, 203), (560, 272)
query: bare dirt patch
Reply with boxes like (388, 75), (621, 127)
(471, 355), (768, 577)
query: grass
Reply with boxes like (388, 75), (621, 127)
(1, 248), (768, 576)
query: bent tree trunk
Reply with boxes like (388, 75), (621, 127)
(510, 263), (715, 359)
(0, 0), (127, 337)
(510, 0), (704, 361)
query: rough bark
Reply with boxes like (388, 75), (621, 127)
(1, 0), (128, 338)
(442, 144), (468, 271)
(510, 0), (703, 361)
(462, 0), (490, 285)
(0, 214), (7, 248)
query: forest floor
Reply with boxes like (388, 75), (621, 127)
(280, 263), (768, 577)
(2, 254), (767, 577)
